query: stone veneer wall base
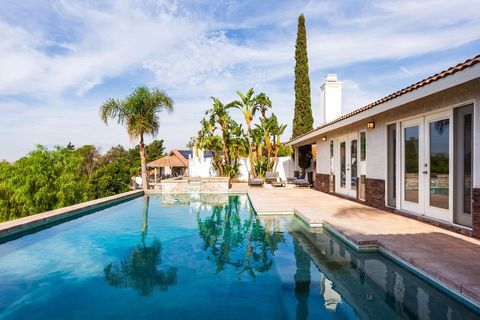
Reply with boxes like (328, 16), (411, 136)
(473, 188), (480, 239)
(365, 178), (386, 209)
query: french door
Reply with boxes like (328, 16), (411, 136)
(401, 111), (452, 222)
(337, 134), (358, 198)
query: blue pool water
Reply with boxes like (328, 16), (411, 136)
(0, 194), (478, 319)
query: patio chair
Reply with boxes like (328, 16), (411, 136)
(265, 171), (279, 184)
(287, 171), (304, 184)
(293, 176), (310, 187)
(271, 178), (286, 188)
(248, 178), (264, 187)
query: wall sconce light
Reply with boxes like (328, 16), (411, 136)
(321, 136), (327, 142)
(367, 121), (375, 129)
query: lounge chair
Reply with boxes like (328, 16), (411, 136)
(248, 178), (264, 187)
(287, 172), (304, 184)
(293, 177), (310, 187)
(265, 172), (279, 184)
(271, 179), (286, 188)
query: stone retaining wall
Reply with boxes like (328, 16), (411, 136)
(160, 177), (230, 194)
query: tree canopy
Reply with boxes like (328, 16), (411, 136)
(100, 86), (173, 190)
(0, 140), (165, 222)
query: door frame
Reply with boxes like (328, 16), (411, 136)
(400, 117), (424, 214)
(423, 111), (453, 222)
(336, 133), (358, 198)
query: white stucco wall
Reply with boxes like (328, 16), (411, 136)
(316, 138), (330, 175)
(188, 156), (216, 178)
(365, 123), (386, 180)
(474, 98), (480, 188)
(237, 157), (295, 181)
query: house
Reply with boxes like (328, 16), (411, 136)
(147, 150), (191, 178)
(147, 149), (215, 179)
(287, 55), (480, 238)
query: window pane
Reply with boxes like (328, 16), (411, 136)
(404, 126), (419, 203)
(387, 124), (396, 207)
(429, 119), (449, 209)
(359, 175), (366, 200)
(360, 131), (366, 161)
(351, 140), (357, 191)
(340, 142), (346, 188)
(464, 114), (472, 213)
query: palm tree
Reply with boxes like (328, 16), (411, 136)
(269, 114), (287, 170)
(103, 197), (177, 295)
(206, 98), (232, 166)
(256, 93), (272, 122)
(100, 86), (173, 190)
(229, 88), (263, 177)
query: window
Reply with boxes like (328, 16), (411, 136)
(360, 131), (366, 161)
(329, 140), (334, 192)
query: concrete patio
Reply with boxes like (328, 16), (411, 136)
(246, 186), (480, 307)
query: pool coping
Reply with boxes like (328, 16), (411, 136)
(0, 190), (144, 242)
(250, 196), (480, 314)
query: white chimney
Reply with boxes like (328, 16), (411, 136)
(320, 74), (342, 124)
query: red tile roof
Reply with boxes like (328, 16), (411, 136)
(147, 150), (188, 168)
(289, 54), (480, 144)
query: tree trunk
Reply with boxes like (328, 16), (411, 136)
(139, 133), (148, 190)
(221, 122), (231, 170)
(246, 120), (256, 178)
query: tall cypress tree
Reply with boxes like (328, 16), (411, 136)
(291, 14), (313, 139)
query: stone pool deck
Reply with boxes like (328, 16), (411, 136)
(247, 187), (480, 307)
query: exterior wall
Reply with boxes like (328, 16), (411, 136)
(307, 78), (480, 237)
(474, 98), (480, 188)
(188, 155), (215, 178)
(237, 157), (295, 182)
(316, 138), (330, 175)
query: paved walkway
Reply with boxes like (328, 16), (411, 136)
(247, 187), (480, 305)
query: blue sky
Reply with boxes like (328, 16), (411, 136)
(1, 0), (480, 161)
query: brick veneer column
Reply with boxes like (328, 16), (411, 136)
(365, 178), (386, 209)
(315, 173), (330, 193)
(315, 173), (335, 194)
(473, 188), (480, 239)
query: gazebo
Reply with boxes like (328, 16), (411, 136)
(147, 150), (190, 184)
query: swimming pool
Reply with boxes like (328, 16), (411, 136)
(0, 194), (478, 319)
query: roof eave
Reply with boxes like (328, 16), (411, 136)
(286, 61), (480, 147)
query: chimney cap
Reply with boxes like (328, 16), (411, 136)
(325, 74), (338, 82)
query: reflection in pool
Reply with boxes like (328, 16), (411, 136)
(0, 194), (477, 319)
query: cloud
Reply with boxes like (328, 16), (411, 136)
(0, 0), (480, 160)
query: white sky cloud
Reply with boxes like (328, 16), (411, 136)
(0, 0), (479, 160)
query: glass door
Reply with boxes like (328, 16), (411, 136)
(401, 119), (423, 214)
(337, 134), (358, 198)
(454, 105), (473, 227)
(424, 112), (451, 221)
(400, 112), (452, 222)
(338, 140), (347, 195)
(350, 139), (358, 197)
